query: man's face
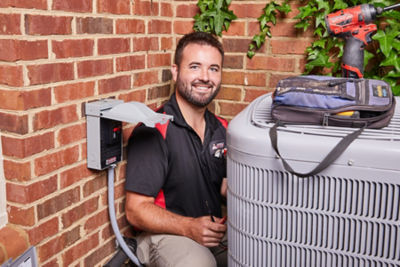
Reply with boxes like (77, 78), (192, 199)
(172, 43), (222, 107)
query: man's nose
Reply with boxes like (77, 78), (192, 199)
(199, 68), (209, 82)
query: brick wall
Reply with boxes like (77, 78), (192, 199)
(0, 0), (311, 265)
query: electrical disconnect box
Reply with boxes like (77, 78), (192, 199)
(85, 99), (172, 170)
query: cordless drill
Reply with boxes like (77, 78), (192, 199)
(325, 3), (400, 78)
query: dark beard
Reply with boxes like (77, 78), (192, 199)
(176, 78), (221, 108)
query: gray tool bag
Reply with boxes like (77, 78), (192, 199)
(269, 75), (396, 177)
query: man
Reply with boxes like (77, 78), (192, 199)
(125, 32), (228, 267)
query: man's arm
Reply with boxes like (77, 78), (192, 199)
(125, 191), (226, 247)
(220, 178), (227, 197)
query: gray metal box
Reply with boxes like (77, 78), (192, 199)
(227, 93), (400, 266)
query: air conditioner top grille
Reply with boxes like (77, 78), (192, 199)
(251, 93), (400, 141)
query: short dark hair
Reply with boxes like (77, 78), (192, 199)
(174, 32), (224, 67)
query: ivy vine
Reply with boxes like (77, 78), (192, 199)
(193, 0), (237, 36)
(193, 0), (400, 95)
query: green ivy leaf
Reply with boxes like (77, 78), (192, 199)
(333, 0), (348, 10)
(373, 29), (398, 57)
(380, 51), (400, 71)
(295, 20), (310, 31)
(247, 50), (255, 58)
(295, 6), (317, 20)
(276, 3), (291, 14)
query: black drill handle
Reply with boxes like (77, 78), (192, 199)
(342, 37), (365, 78)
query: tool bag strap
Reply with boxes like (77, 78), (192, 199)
(269, 122), (366, 178)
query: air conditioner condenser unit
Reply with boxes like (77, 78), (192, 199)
(227, 93), (400, 267)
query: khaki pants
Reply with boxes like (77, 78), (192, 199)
(136, 233), (227, 267)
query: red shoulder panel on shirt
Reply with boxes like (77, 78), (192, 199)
(215, 115), (228, 129)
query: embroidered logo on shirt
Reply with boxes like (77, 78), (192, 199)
(210, 141), (226, 159)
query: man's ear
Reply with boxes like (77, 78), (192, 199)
(171, 64), (178, 82)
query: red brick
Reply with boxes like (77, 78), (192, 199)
(33, 105), (78, 130)
(84, 239), (114, 267)
(98, 75), (131, 94)
(116, 55), (146, 72)
(60, 164), (94, 189)
(271, 39), (312, 55)
(98, 38), (130, 55)
(219, 102), (247, 117)
(0, 65), (23, 87)
(173, 21), (194, 35)
(133, 0), (159, 16)
(53, 0), (92, 12)
(162, 69), (172, 82)
(270, 21), (300, 37)
(34, 146), (79, 176)
(28, 62), (74, 85)
(246, 72), (266, 87)
(148, 85), (170, 101)
(62, 233), (99, 267)
(0, 226), (29, 261)
(231, 3), (265, 18)
(7, 176), (57, 204)
(223, 55), (243, 69)
(25, 15), (72, 35)
(222, 71), (245, 85)
(0, 14), (21, 34)
(0, 39), (47, 62)
(7, 205), (35, 226)
(62, 197), (99, 228)
(161, 37), (173, 50)
(176, 3), (198, 18)
(247, 56), (296, 72)
(98, 0), (130, 14)
(223, 38), (250, 53)
(149, 20), (171, 34)
(38, 226), (80, 262)
(0, 112), (28, 134)
(133, 37), (158, 51)
(161, 2), (173, 17)
(116, 19), (145, 34)
(83, 175), (106, 198)
(225, 21), (246, 36)
(37, 187), (80, 220)
(52, 39), (94, 59)
(0, 0), (46, 9)
(0, 87), (51, 111)
(76, 17), (113, 34)
(2, 132), (54, 158)
(148, 53), (171, 68)
(134, 71), (159, 87)
(57, 123), (86, 146)
(119, 89), (146, 103)
(55, 81), (95, 103)
(42, 259), (58, 267)
(3, 160), (31, 181)
(244, 88), (271, 102)
(248, 21), (261, 36)
(216, 87), (242, 101)
(28, 217), (59, 245)
(77, 59), (113, 78)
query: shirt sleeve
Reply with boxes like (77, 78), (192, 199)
(125, 125), (168, 197)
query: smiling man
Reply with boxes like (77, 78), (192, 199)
(125, 32), (228, 267)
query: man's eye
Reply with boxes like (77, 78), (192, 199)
(210, 67), (219, 72)
(190, 65), (199, 70)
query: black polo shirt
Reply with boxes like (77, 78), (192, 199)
(125, 93), (227, 218)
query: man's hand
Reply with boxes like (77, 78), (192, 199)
(185, 216), (227, 247)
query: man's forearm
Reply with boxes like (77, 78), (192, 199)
(126, 200), (193, 237)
